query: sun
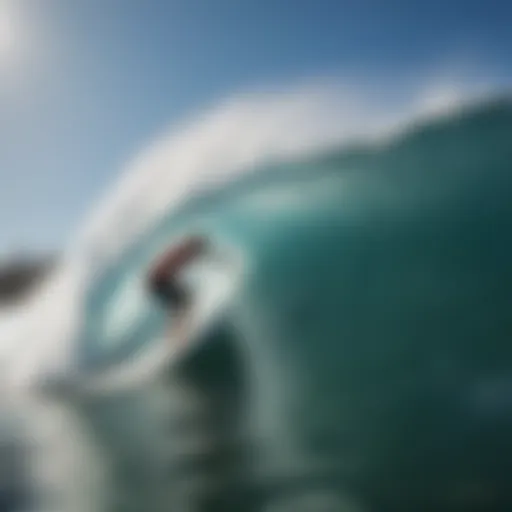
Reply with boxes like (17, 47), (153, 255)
(0, 4), (18, 63)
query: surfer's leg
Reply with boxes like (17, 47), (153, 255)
(151, 277), (190, 310)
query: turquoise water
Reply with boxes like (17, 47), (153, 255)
(76, 97), (512, 509)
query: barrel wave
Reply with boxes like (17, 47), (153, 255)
(3, 89), (512, 512)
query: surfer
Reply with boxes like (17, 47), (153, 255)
(147, 234), (209, 344)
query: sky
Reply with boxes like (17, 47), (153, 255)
(0, 0), (511, 256)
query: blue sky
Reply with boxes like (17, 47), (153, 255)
(0, 0), (510, 255)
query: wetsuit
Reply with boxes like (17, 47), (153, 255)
(147, 235), (207, 309)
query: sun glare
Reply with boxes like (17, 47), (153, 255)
(0, 4), (18, 64)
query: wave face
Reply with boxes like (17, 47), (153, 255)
(3, 84), (512, 512)
(65, 95), (512, 511)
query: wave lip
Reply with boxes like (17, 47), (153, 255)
(71, 76), (504, 270)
